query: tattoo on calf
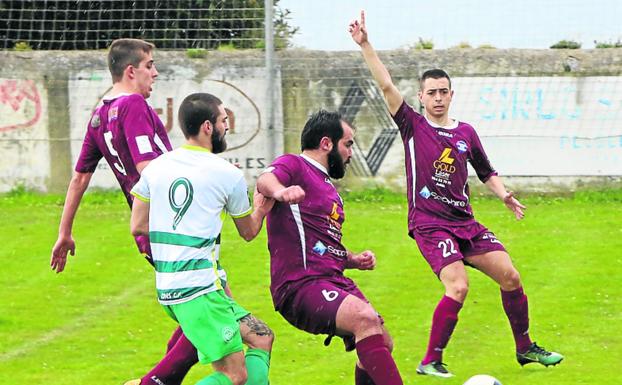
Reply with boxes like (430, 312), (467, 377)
(241, 314), (274, 336)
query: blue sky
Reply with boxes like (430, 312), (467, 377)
(279, 0), (622, 50)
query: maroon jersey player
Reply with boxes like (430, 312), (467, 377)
(350, 10), (563, 378)
(258, 110), (404, 385)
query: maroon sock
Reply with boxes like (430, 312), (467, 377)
(166, 326), (184, 352)
(355, 334), (402, 385)
(141, 332), (198, 385)
(355, 365), (376, 385)
(422, 295), (462, 365)
(501, 286), (532, 353)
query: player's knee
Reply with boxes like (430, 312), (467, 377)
(448, 281), (469, 301)
(501, 268), (521, 290)
(226, 367), (248, 385)
(354, 307), (382, 333)
(240, 315), (275, 351)
(250, 332), (275, 352)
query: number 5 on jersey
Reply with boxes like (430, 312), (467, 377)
(103, 131), (127, 175)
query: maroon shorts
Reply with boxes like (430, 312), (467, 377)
(277, 275), (380, 350)
(413, 222), (507, 276)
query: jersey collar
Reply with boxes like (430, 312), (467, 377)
(102, 92), (134, 101)
(301, 153), (329, 175)
(182, 144), (211, 153)
(424, 114), (459, 130)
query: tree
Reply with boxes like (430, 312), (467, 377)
(0, 0), (297, 50)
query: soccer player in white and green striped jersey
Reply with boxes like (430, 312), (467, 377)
(130, 93), (274, 385)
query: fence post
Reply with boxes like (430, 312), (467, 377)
(264, 0), (276, 161)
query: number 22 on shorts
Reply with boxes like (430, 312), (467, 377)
(438, 238), (457, 258)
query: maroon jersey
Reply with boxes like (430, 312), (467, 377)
(264, 154), (348, 309)
(392, 101), (497, 233)
(74, 93), (172, 253)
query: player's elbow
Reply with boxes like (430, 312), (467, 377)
(130, 224), (148, 237)
(379, 81), (394, 94)
(239, 229), (256, 242)
(130, 218), (149, 237)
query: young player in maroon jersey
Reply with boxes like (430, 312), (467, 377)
(257, 110), (404, 385)
(50, 39), (273, 385)
(350, 10), (563, 378)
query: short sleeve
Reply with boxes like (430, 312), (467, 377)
(122, 96), (162, 165)
(74, 125), (103, 173)
(392, 100), (419, 139)
(468, 128), (498, 183)
(226, 174), (252, 218)
(130, 171), (151, 202)
(263, 154), (302, 187)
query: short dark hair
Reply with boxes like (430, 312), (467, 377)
(178, 93), (223, 139)
(420, 69), (452, 90)
(300, 110), (345, 151)
(107, 38), (155, 83)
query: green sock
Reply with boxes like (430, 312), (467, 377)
(196, 371), (233, 385)
(244, 348), (271, 385)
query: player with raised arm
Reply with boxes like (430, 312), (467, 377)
(256, 110), (403, 385)
(130, 92), (274, 385)
(349, 11), (563, 378)
(50, 39), (273, 385)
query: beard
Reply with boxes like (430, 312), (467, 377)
(327, 146), (346, 179)
(211, 130), (227, 154)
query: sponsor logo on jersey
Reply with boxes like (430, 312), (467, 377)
(329, 202), (340, 220)
(482, 232), (502, 244)
(108, 106), (118, 122)
(419, 186), (465, 207)
(432, 148), (456, 188)
(326, 201), (343, 240)
(160, 291), (183, 300)
(433, 148), (456, 173)
(419, 186), (432, 199)
(430, 191), (466, 208)
(456, 140), (468, 153)
(90, 114), (101, 128)
(328, 245), (348, 257)
(313, 240), (327, 255)
(437, 130), (453, 138)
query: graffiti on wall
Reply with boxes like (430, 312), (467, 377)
(338, 80), (399, 177)
(69, 69), (277, 189)
(0, 78), (49, 192)
(0, 79), (42, 132)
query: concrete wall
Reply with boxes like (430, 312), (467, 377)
(279, 49), (622, 190)
(1, 48), (621, 193)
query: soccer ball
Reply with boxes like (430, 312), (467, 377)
(463, 374), (503, 385)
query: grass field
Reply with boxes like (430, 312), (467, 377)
(0, 188), (621, 385)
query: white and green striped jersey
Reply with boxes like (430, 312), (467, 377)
(131, 144), (252, 305)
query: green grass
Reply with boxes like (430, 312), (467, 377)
(1, 189), (621, 384)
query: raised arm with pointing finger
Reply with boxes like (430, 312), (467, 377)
(349, 10), (403, 115)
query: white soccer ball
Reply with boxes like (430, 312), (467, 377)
(463, 374), (503, 385)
